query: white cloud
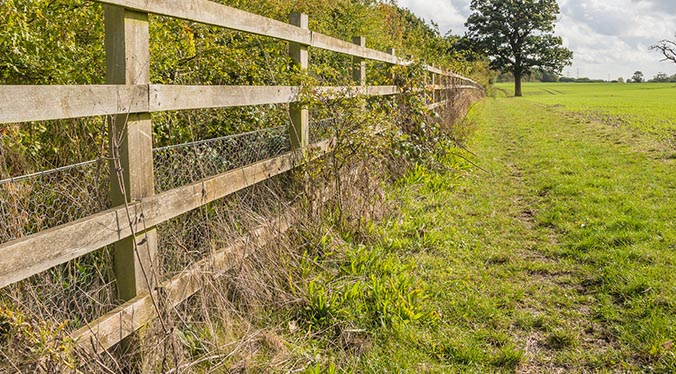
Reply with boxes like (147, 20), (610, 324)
(397, 0), (467, 34)
(396, 0), (676, 80)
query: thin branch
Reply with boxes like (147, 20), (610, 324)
(651, 38), (676, 64)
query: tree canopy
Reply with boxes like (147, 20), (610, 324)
(465, 0), (572, 96)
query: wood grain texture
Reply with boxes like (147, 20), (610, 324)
(97, 0), (312, 45)
(0, 84), (410, 124)
(0, 85), (147, 124)
(105, 6), (158, 299)
(150, 85), (298, 111)
(152, 85), (401, 111)
(289, 13), (309, 149)
(315, 85), (399, 97)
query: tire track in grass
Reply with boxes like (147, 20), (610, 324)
(489, 106), (621, 373)
(466, 97), (676, 372)
(389, 98), (611, 373)
(368, 96), (674, 372)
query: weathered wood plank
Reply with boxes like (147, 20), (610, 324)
(311, 32), (399, 65)
(456, 85), (482, 90)
(96, 0), (312, 45)
(73, 213), (294, 354)
(0, 84), (408, 124)
(426, 100), (448, 110)
(311, 32), (363, 58)
(454, 75), (481, 86)
(0, 85), (147, 124)
(150, 85), (298, 111)
(364, 48), (400, 65)
(316, 85), (400, 97)
(105, 6), (158, 300)
(289, 13), (309, 149)
(426, 66), (443, 75)
(150, 85), (400, 111)
(74, 290), (156, 354)
(0, 140), (333, 289)
(0, 204), (137, 289)
(352, 36), (366, 85)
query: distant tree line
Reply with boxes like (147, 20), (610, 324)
(626, 71), (676, 83)
(644, 72), (676, 82)
(495, 70), (676, 84)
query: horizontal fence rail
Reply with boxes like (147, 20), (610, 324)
(0, 84), (474, 124)
(0, 0), (482, 360)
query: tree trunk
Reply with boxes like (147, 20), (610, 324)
(514, 71), (523, 97)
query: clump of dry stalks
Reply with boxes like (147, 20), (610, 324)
(0, 81), (481, 373)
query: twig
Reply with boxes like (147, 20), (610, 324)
(448, 151), (492, 175)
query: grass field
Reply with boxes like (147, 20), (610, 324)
(324, 83), (676, 372)
(495, 82), (676, 142)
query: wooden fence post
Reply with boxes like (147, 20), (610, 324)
(386, 48), (396, 82)
(431, 73), (437, 105)
(352, 36), (366, 85)
(387, 48), (400, 118)
(104, 6), (158, 303)
(289, 13), (309, 149)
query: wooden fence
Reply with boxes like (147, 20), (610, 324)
(0, 0), (481, 356)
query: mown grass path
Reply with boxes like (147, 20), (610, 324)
(369, 97), (676, 372)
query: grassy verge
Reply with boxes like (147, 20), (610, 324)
(291, 92), (676, 372)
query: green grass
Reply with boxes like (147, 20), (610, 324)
(282, 83), (676, 372)
(495, 82), (676, 142)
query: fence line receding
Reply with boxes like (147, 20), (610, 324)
(0, 0), (482, 357)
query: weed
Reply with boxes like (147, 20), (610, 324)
(303, 280), (347, 328)
(492, 344), (524, 370)
(545, 329), (578, 350)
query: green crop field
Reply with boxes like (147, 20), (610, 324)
(495, 82), (676, 142)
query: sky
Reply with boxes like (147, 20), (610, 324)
(397, 0), (676, 80)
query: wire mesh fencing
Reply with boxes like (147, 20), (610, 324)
(0, 159), (110, 245)
(310, 117), (336, 144)
(0, 125), (298, 246)
(153, 126), (291, 192)
(157, 173), (292, 277)
(0, 244), (119, 330)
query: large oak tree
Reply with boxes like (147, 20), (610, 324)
(465, 0), (572, 96)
